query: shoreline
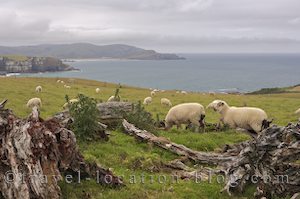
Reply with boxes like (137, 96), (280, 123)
(1, 76), (298, 95)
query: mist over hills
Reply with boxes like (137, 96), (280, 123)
(0, 43), (184, 60)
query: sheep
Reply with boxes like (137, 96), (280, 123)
(181, 91), (187, 95)
(27, 98), (42, 109)
(209, 91), (216, 96)
(150, 90), (156, 97)
(63, 99), (79, 109)
(162, 103), (205, 130)
(60, 81), (65, 84)
(161, 98), (172, 107)
(107, 95), (121, 102)
(206, 100), (270, 134)
(295, 108), (300, 120)
(35, 85), (42, 93)
(56, 80), (61, 83)
(64, 85), (71, 89)
(295, 108), (300, 115)
(96, 88), (100, 93)
(143, 97), (152, 105)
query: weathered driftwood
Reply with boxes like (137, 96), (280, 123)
(164, 158), (214, 181)
(220, 123), (300, 198)
(122, 119), (300, 198)
(54, 102), (133, 127)
(122, 119), (235, 166)
(97, 102), (133, 122)
(0, 102), (122, 199)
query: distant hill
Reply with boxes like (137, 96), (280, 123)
(0, 43), (185, 60)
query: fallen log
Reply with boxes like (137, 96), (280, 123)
(122, 119), (235, 166)
(0, 101), (123, 199)
(97, 102), (133, 124)
(122, 119), (300, 198)
(53, 102), (133, 127)
(220, 123), (300, 198)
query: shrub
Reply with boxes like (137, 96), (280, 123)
(66, 94), (102, 140)
(122, 101), (156, 133)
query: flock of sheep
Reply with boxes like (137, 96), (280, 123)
(26, 82), (300, 136)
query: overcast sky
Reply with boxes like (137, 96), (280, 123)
(0, 0), (300, 53)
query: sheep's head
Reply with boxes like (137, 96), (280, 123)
(157, 120), (166, 129)
(206, 100), (228, 113)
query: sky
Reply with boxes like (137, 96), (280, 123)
(0, 0), (300, 53)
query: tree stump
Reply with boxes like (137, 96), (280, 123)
(0, 100), (122, 199)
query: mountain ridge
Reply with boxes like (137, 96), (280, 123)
(0, 43), (185, 60)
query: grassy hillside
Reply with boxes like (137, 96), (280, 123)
(0, 77), (299, 199)
(0, 54), (29, 61)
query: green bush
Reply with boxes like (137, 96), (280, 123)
(66, 94), (100, 140)
(122, 101), (156, 133)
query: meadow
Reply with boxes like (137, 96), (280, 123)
(0, 77), (299, 199)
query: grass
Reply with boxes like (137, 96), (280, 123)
(1, 77), (300, 199)
(0, 54), (29, 61)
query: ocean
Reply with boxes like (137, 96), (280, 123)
(19, 53), (300, 93)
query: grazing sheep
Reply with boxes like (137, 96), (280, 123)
(64, 85), (71, 89)
(143, 97), (152, 105)
(150, 90), (156, 97)
(181, 91), (187, 94)
(56, 80), (61, 83)
(107, 95), (121, 102)
(27, 98), (42, 109)
(162, 103), (205, 130)
(60, 81), (65, 84)
(63, 99), (79, 109)
(209, 91), (216, 96)
(96, 88), (100, 93)
(35, 85), (42, 93)
(161, 98), (172, 107)
(176, 91), (180, 94)
(206, 100), (269, 134)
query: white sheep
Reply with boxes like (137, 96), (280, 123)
(163, 103), (205, 130)
(206, 100), (269, 134)
(295, 108), (300, 120)
(64, 85), (71, 89)
(150, 90), (156, 97)
(143, 97), (152, 105)
(27, 98), (42, 109)
(63, 99), (79, 109)
(35, 86), (42, 93)
(56, 80), (61, 83)
(181, 91), (187, 95)
(60, 81), (65, 84)
(96, 88), (100, 93)
(209, 91), (216, 96)
(107, 95), (121, 102)
(161, 98), (172, 107)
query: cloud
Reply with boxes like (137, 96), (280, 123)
(0, 0), (299, 52)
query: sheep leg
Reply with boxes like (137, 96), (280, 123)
(176, 123), (181, 129)
(236, 128), (257, 138)
(216, 118), (225, 130)
(190, 119), (203, 133)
